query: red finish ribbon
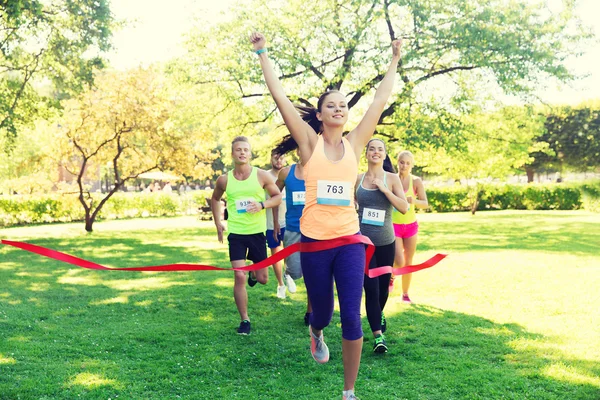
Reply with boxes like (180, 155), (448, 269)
(1, 237), (446, 276)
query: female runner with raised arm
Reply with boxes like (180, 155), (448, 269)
(250, 32), (402, 400)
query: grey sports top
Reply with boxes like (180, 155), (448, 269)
(356, 173), (395, 246)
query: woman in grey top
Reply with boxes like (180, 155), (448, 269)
(355, 138), (408, 353)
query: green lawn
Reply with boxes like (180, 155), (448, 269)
(1, 211), (599, 399)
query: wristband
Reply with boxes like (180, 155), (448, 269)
(260, 201), (265, 209)
(255, 48), (267, 55)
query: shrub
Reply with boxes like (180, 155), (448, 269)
(1, 182), (597, 228)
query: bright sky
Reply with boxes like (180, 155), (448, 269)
(107, 0), (600, 105)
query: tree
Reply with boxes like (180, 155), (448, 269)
(543, 104), (600, 172)
(524, 102), (600, 181)
(53, 68), (214, 232)
(0, 118), (57, 194)
(1, 0), (113, 144)
(418, 105), (548, 212)
(178, 0), (589, 149)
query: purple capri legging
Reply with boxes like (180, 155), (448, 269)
(300, 233), (366, 340)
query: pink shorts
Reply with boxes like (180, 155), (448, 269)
(393, 221), (418, 239)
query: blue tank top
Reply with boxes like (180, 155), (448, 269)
(284, 164), (305, 232)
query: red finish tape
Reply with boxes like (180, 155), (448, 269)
(1, 237), (446, 276)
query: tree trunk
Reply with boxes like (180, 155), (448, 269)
(470, 185), (479, 215)
(85, 211), (95, 232)
(525, 166), (535, 183)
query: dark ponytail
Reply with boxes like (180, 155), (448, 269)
(272, 90), (344, 157)
(273, 104), (321, 157)
(296, 105), (322, 134)
(383, 155), (396, 173)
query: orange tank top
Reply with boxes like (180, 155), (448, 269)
(300, 135), (359, 240)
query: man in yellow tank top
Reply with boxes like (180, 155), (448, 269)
(211, 136), (282, 335)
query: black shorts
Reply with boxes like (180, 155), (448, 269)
(228, 233), (268, 263)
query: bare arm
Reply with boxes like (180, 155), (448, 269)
(246, 169), (283, 214)
(250, 32), (316, 162)
(412, 177), (429, 209)
(372, 173), (409, 213)
(211, 175), (227, 243)
(354, 173), (363, 210)
(276, 167), (289, 191)
(347, 39), (402, 157)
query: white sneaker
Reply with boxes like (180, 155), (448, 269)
(285, 274), (297, 293)
(277, 285), (286, 299)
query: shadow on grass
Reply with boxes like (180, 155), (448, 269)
(357, 304), (599, 400)
(419, 212), (599, 256)
(1, 220), (599, 399)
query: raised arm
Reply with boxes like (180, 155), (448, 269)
(347, 39), (402, 156)
(250, 32), (316, 158)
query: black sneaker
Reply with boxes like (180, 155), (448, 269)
(304, 312), (312, 326)
(373, 334), (388, 353)
(381, 312), (387, 333)
(247, 272), (258, 287)
(237, 320), (251, 335)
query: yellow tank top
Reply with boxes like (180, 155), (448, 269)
(392, 174), (417, 225)
(225, 167), (267, 234)
(301, 136), (359, 240)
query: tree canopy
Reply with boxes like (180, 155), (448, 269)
(179, 0), (589, 151)
(1, 0), (113, 144)
(52, 67), (216, 231)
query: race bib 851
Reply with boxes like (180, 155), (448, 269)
(362, 207), (385, 226)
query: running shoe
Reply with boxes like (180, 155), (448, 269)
(247, 272), (258, 287)
(277, 285), (286, 299)
(342, 392), (360, 399)
(388, 276), (395, 292)
(373, 334), (388, 353)
(309, 327), (329, 364)
(285, 273), (297, 293)
(402, 293), (412, 304)
(304, 312), (311, 326)
(381, 312), (387, 333)
(237, 320), (251, 335)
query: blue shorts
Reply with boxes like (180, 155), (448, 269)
(266, 228), (285, 249)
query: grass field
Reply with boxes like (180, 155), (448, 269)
(1, 211), (599, 399)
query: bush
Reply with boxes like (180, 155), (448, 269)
(0, 182), (597, 228)
(0, 191), (207, 228)
(424, 181), (592, 213)
(580, 181), (600, 212)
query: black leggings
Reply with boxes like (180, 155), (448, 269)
(364, 241), (395, 332)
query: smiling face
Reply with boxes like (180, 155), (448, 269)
(366, 139), (386, 164)
(231, 140), (251, 165)
(316, 91), (348, 128)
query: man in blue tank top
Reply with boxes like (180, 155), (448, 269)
(275, 150), (312, 325)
